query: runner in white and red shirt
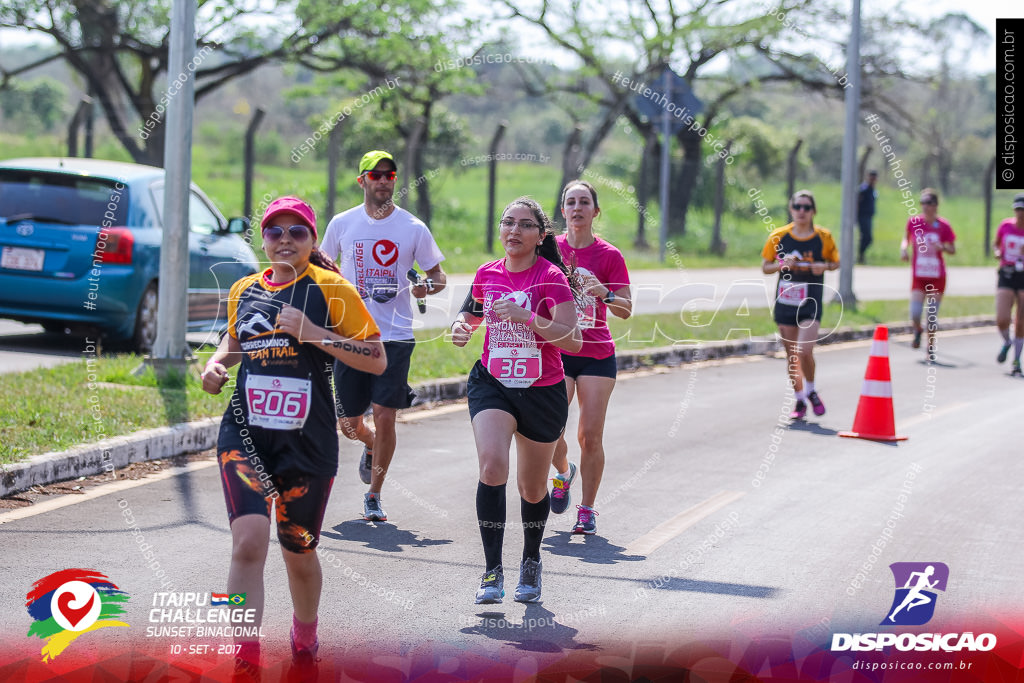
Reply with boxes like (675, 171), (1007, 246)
(549, 180), (632, 536)
(900, 188), (956, 363)
(451, 196), (581, 605)
(994, 193), (1024, 374)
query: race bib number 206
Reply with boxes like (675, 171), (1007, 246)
(245, 375), (311, 430)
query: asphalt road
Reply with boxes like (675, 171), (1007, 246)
(0, 327), (1019, 677)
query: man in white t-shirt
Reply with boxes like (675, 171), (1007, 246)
(321, 150), (447, 522)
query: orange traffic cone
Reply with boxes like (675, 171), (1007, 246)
(839, 325), (908, 442)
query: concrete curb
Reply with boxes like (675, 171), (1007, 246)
(0, 316), (996, 498)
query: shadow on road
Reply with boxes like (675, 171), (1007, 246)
(542, 530), (645, 565)
(460, 603), (600, 653)
(786, 421), (840, 437)
(637, 576), (780, 599)
(323, 519), (453, 553)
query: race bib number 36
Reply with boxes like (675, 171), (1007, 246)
(245, 375), (311, 430)
(487, 347), (542, 388)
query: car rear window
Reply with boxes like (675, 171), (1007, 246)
(0, 170), (129, 226)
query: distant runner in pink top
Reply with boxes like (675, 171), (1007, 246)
(993, 193), (1024, 373)
(451, 196), (581, 605)
(547, 180), (633, 537)
(900, 188), (956, 363)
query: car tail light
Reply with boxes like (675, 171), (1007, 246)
(99, 227), (134, 264)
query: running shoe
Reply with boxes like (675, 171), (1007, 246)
(289, 632), (319, 679)
(514, 558), (542, 602)
(572, 505), (598, 535)
(475, 566), (504, 604)
(912, 329), (922, 349)
(358, 444), (373, 485)
(1012, 361), (1023, 377)
(789, 400), (807, 420)
(549, 462), (578, 514)
(363, 493), (387, 521)
(232, 644), (261, 683)
(998, 342), (1012, 364)
(807, 391), (826, 416)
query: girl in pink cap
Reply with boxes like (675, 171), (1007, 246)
(202, 196), (384, 676)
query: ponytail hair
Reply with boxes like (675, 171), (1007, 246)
(310, 246), (341, 275)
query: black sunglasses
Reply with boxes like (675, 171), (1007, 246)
(791, 204), (814, 212)
(262, 224), (312, 242)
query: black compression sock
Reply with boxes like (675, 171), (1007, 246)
(521, 493), (550, 562)
(476, 481), (506, 570)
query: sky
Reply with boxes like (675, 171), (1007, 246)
(0, 0), (1020, 73)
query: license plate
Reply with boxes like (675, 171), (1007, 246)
(1, 246), (45, 271)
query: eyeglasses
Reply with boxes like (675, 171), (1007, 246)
(921, 199), (937, 205)
(791, 204), (814, 212)
(499, 218), (541, 231)
(262, 224), (312, 242)
(362, 170), (396, 181)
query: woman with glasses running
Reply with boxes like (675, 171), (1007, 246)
(900, 188), (956, 363)
(451, 197), (582, 604)
(548, 180), (632, 536)
(202, 196), (385, 676)
(761, 190), (839, 420)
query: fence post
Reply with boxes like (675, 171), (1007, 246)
(243, 108), (265, 222)
(486, 121), (508, 253)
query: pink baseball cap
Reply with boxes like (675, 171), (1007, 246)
(261, 196), (317, 240)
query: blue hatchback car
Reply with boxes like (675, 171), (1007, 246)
(0, 157), (260, 351)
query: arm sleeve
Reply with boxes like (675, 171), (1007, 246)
(415, 223), (446, 271)
(761, 233), (779, 261)
(320, 218), (340, 262)
(324, 279), (380, 340)
(226, 279), (247, 339)
(606, 247), (631, 290)
(821, 229), (840, 262)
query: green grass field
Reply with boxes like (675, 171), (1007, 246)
(0, 295), (997, 464)
(2, 132), (1018, 273)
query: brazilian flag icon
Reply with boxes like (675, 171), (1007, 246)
(229, 593), (246, 605)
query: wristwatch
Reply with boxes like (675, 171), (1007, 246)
(603, 290), (616, 305)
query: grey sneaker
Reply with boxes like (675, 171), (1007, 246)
(475, 566), (504, 604)
(549, 462), (577, 514)
(358, 444), (373, 485)
(363, 492), (387, 521)
(998, 342), (1012, 364)
(572, 505), (598, 535)
(514, 558), (542, 602)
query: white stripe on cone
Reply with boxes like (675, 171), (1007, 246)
(870, 340), (889, 357)
(861, 379), (893, 398)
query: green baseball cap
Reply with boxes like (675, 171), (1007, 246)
(358, 150), (396, 174)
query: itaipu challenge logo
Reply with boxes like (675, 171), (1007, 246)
(883, 562), (949, 626)
(26, 569), (130, 662)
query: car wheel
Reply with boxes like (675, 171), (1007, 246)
(133, 283), (159, 353)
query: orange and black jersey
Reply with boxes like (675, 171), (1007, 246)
(761, 223), (839, 303)
(219, 264), (379, 477)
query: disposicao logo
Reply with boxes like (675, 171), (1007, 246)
(26, 569), (129, 662)
(883, 562), (948, 626)
(831, 562), (996, 653)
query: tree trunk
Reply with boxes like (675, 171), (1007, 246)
(635, 130), (657, 250)
(710, 140), (732, 255)
(786, 138), (804, 222)
(667, 128), (702, 237)
(553, 124), (584, 230)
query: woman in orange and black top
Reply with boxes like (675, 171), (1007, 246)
(202, 196), (384, 676)
(761, 190), (840, 420)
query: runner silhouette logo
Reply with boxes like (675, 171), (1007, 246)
(883, 562), (949, 626)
